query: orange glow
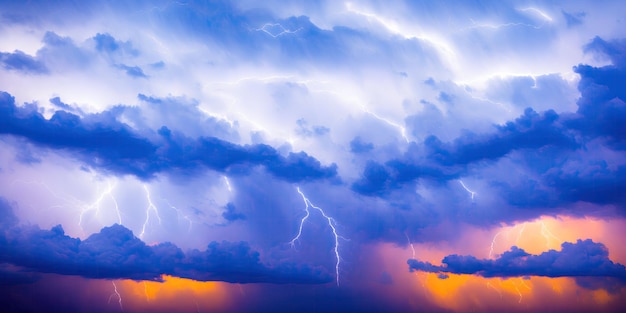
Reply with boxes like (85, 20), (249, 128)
(374, 215), (626, 312)
(113, 275), (233, 312)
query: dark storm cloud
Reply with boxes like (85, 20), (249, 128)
(93, 33), (138, 57)
(0, 91), (158, 178)
(0, 91), (337, 182)
(353, 108), (575, 196)
(222, 202), (246, 222)
(0, 50), (48, 74)
(349, 136), (374, 154)
(570, 67), (626, 148)
(353, 37), (626, 214)
(0, 199), (329, 284)
(408, 239), (626, 286)
(0, 31), (142, 76)
(423, 108), (575, 166)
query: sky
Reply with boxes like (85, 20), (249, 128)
(1, 0), (626, 312)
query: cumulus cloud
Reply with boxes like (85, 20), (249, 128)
(0, 50), (48, 74)
(0, 198), (329, 284)
(408, 239), (626, 288)
(1, 0), (626, 311)
(352, 37), (626, 217)
(0, 91), (337, 182)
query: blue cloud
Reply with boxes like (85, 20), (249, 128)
(222, 202), (246, 222)
(562, 10), (586, 27)
(0, 199), (329, 284)
(116, 64), (147, 78)
(0, 50), (48, 74)
(353, 37), (626, 216)
(408, 239), (626, 287)
(0, 91), (337, 182)
(349, 136), (374, 154)
(93, 33), (138, 57)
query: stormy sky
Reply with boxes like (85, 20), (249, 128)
(1, 1), (626, 312)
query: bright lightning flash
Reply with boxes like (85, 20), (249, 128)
(108, 281), (123, 311)
(363, 107), (409, 143)
(78, 180), (122, 232)
(458, 180), (476, 201)
(223, 176), (232, 192)
(140, 185), (162, 240)
(254, 23), (302, 37)
(405, 232), (416, 259)
(290, 187), (345, 286)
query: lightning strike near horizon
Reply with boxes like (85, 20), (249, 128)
(143, 282), (150, 302)
(486, 281), (503, 298)
(290, 187), (344, 286)
(139, 184), (162, 240)
(108, 281), (123, 311)
(514, 283), (523, 303)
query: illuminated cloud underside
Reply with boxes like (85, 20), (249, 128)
(1, 0), (626, 312)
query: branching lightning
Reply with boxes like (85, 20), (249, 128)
(458, 180), (476, 201)
(540, 221), (561, 249)
(514, 283), (523, 303)
(11, 179), (122, 235)
(108, 281), (123, 311)
(79, 181), (122, 231)
(254, 23), (302, 37)
(489, 230), (503, 259)
(463, 7), (552, 32)
(139, 184), (162, 240)
(290, 187), (344, 286)
(362, 106), (409, 143)
(487, 281), (503, 298)
(163, 199), (193, 234)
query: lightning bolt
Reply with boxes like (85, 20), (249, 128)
(363, 107), (409, 143)
(515, 223), (527, 245)
(108, 281), (123, 311)
(458, 180), (476, 201)
(223, 176), (232, 192)
(254, 23), (302, 37)
(139, 184), (162, 240)
(11, 179), (122, 234)
(540, 221), (561, 249)
(462, 7), (552, 32)
(486, 281), (503, 298)
(488, 230), (503, 259)
(290, 187), (344, 286)
(163, 199), (193, 234)
(143, 282), (150, 302)
(405, 232), (416, 259)
(514, 283), (523, 303)
(78, 181), (122, 230)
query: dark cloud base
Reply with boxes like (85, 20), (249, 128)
(0, 91), (337, 183)
(408, 239), (626, 290)
(0, 198), (330, 285)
